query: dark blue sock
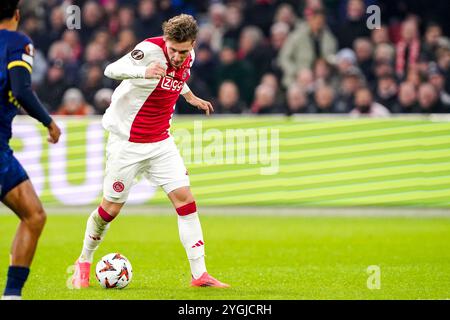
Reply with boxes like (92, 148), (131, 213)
(3, 266), (30, 296)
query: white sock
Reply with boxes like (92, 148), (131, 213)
(79, 208), (111, 263)
(189, 256), (207, 280)
(178, 212), (207, 279)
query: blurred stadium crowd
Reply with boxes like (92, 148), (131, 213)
(17, 0), (450, 116)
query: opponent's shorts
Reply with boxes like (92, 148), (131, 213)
(103, 133), (190, 203)
(0, 149), (29, 200)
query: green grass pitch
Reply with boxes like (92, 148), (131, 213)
(0, 213), (449, 300)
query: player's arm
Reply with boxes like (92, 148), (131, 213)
(7, 35), (61, 143)
(104, 42), (166, 80)
(8, 66), (61, 143)
(182, 89), (214, 116)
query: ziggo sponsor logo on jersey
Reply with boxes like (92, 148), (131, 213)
(160, 76), (184, 92)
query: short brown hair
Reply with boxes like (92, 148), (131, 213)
(163, 14), (198, 43)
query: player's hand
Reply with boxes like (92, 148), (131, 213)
(145, 62), (166, 79)
(47, 120), (61, 144)
(188, 96), (214, 116)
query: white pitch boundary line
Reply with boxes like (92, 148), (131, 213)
(0, 205), (449, 217)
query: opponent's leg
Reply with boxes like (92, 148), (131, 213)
(168, 187), (229, 288)
(1, 180), (47, 299)
(72, 199), (124, 288)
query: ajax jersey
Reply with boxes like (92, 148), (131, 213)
(102, 36), (194, 143)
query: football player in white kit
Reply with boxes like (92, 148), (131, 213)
(71, 14), (229, 288)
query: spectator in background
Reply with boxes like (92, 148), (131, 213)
(354, 38), (375, 84)
(62, 30), (83, 62)
(42, 6), (66, 54)
(20, 14), (47, 53)
(13, 0), (450, 119)
(30, 49), (48, 87)
(192, 43), (218, 95)
(284, 84), (316, 115)
(80, 64), (105, 106)
(371, 24), (390, 46)
(196, 24), (214, 50)
(215, 81), (246, 114)
(417, 83), (445, 113)
(83, 41), (110, 69)
(421, 22), (443, 62)
(335, 48), (357, 76)
(370, 43), (395, 86)
(313, 57), (338, 88)
(278, 7), (337, 88)
(374, 43), (396, 65)
(112, 28), (137, 59)
(375, 75), (398, 112)
(36, 60), (69, 113)
(134, 0), (163, 41)
(238, 26), (272, 82)
(47, 40), (80, 85)
(251, 84), (278, 114)
(373, 60), (395, 81)
(117, 5), (135, 30)
(222, 4), (244, 45)
(80, 1), (106, 45)
(215, 42), (256, 105)
(106, 3), (121, 36)
(206, 3), (227, 53)
(337, 0), (371, 49)
(336, 67), (365, 113)
(303, 0), (325, 16)
(405, 68), (423, 88)
(351, 87), (391, 117)
(416, 55), (432, 79)
(393, 82), (419, 113)
(295, 68), (316, 102)
(92, 29), (113, 54)
(260, 73), (284, 109)
(93, 88), (114, 115)
(273, 3), (301, 31)
(48, 40), (74, 63)
(313, 84), (338, 113)
(102, 0), (119, 17)
(395, 18), (421, 79)
(428, 65), (450, 110)
(270, 22), (290, 53)
(436, 47), (450, 93)
(266, 22), (290, 78)
(56, 88), (94, 116)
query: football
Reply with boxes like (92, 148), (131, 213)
(95, 253), (133, 289)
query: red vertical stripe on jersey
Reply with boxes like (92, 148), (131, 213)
(129, 36), (192, 143)
(128, 84), (180, 143)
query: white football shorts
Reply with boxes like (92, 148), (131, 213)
(103, 132), (190, 203)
